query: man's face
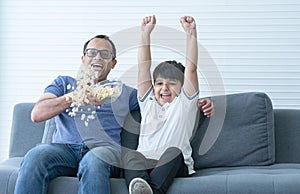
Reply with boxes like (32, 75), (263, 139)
(154, 77), (182, 106)
(81, 38), (117, 82)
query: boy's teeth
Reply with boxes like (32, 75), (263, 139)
(161, 94), (170, 99)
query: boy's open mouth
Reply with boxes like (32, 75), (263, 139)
(161, 94), (171, 100)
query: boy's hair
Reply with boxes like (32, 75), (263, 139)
(83, 35), (116, 60)
(153, 60), (185, 85)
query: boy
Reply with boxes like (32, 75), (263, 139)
(123, 15), (200, 194)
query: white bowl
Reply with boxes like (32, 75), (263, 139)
(94, 80), (122, 104)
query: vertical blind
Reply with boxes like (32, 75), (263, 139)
(0, 0), (300, 161)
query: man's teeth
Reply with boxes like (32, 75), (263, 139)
(92, 64), (103, 67)
(92, 64), (104, 71)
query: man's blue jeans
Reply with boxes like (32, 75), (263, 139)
(14, 143), (120, 194)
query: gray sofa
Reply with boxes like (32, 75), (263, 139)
(1, 92), (300, 194)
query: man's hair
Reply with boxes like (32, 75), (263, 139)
(153, 60), (185, 85)
(83, 35), (116, 60)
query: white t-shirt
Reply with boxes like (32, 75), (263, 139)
(137, 87), (199, 174)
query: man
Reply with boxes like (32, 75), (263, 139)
(14, 34), (214, 194)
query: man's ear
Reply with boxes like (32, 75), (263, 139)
(111, 59), (117, 69)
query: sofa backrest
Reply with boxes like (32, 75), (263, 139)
(9, 94), (300, 166)
(9, 103), (45, 158)
(274, 109), (300, 163)
(191, 92), (275, 169)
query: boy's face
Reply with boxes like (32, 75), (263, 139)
(154, 76), (182, 106)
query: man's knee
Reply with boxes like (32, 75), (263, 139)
(21, 144), (52, 168)
(80, 147), (120, 169)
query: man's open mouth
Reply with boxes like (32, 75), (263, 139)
(91, 64), (104, 71)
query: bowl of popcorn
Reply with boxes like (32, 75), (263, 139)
(94, 79), (122, 104)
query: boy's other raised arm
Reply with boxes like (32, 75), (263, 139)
(138, 15), (156, 98)
(180, 16), (199, 96)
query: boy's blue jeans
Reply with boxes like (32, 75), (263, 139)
(14, 143), (120, 194)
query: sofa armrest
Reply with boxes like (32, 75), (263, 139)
(9, 103), (45, 158)
(274, 109), (300, 163)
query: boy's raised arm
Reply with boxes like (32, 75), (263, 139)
(138, 15), (156, 98)
(180, 16), (199, 96)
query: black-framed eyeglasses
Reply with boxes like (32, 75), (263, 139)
(84, 48), (114, 59)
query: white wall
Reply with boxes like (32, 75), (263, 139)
(1, 0), (300, 162)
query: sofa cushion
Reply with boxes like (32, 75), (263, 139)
(191, 92), (275, 169)
(188, 164), (300, 194)
(0, 157), (23, 194)
(9, 103), (45, 157)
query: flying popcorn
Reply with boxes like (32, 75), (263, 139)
(65, 64), (122, 127)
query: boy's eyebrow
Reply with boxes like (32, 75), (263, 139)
(155, 78), (179, 83)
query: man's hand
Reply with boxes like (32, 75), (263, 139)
(66, 91), (103, 107)
(86, 94), (103, 107)
(64, 92), (74, 103)
(198, 98), (214, 117)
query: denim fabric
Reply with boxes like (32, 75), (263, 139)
(14, 143), (120, 194)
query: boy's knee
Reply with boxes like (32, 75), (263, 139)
(165, 147), (181, 155)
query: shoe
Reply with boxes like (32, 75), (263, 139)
(129, 177), (153, 194)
